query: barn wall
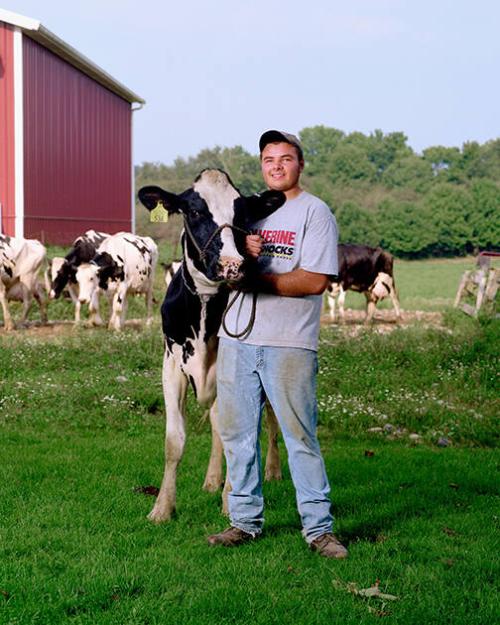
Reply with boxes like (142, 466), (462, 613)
(23, 36), (132, 244)
(0, 22), (16, 236)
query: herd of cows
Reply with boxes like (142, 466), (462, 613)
(0, 229), (158, 331)
(1, 169), (402, 519)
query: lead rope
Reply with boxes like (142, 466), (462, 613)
(221, 290), (258, 339)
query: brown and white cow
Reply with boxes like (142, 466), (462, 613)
(138, 169), (285, 522)
(0, 234), (48, 330)
(75, 232), (158, 331)
(325, 243), (401, 323)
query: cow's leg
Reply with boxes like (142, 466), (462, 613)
(108, 285), (127, 331)
(18, 283), (34, 325)
(203, 399), (225, 492)
(88, 292), (103, 326)
(221, 476), (232, 516)
(68, 285), (81, 324)
(324, 291), (335, 321)
(148, 351), (188, 523)
(364, 293), (376, 324)
(264, 400), (282, 481)
(390, 286), (402, 321)
(0, 282), (14, 331)
(145, 283), (154, 326)
(338, 288), (346, 323)
(74, 299), (81, 325)
(33, 282), (48, 324)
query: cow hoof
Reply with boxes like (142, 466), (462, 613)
(265, 468), (282, 482)
(203, 477), (223, 493)
(147, 507), (174, 523)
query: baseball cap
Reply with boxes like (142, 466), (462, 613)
(259, 130), (303, 160)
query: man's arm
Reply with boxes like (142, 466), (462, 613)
(244, 234), (329, 296)
(257, 269), (329, 296)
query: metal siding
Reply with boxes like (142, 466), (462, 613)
(0, 23), (16, 236)
(23, 36), (132, 244)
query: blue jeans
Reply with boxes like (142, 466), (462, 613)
(216, 338), (333, 543)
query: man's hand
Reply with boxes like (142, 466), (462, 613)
(245, 234), (263, 259)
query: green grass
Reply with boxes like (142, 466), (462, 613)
(0, 428), (498, 625)
(0, 317), (499, 624)
(0, 255), (499, 623)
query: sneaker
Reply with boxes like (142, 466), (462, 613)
(207, 526), (257, 547)
(310, 533), (348, 559)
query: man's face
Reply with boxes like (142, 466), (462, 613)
(261, 142), (304, 197)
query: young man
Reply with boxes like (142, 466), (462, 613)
(208, 130), (348, 559)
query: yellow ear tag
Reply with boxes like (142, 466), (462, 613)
(150, 201), (169, 223)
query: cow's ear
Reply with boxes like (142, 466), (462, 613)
(234, 190), (285, 229)
(138, 186), (183, 214)
(245, 190), (286, 222)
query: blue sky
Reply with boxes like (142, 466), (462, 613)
(5, 0), (500, 165)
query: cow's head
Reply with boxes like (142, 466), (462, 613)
(76, 253), (123, 304)
(138, 169), (284, 284)
(50, 260), (77, 299)
(50, 239), (100, 299)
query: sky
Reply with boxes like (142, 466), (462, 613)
(4, 0), (500, 166)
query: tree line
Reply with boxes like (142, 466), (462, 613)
(135, 126), (500, 258)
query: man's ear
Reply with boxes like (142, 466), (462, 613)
(138, 186), (184, 214)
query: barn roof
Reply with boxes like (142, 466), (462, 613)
(0, 8), (145, 105)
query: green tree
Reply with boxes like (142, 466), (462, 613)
(336, 201), (380, 246)
(378, 199), (437, 258)
(382, 154), (433, 191)
(424, 184), (473, 255)
(469, 180), (500, 250)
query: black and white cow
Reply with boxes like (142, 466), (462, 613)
(75, 232), (158, 330)
(138, 169), (285, 522)
(49, 230), (109, 324)
(45, 257), (81, 322)
(0, 234), (48, 330)
(161, 260), (182, 289)
(325, 243), (401, 323)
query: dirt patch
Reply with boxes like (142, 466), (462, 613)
(320, 309), (447, 336)
(2, 311), (446, 340)
(0, 318), (148, 339)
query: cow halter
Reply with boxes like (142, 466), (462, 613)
(181, 217), (259, 339)
(182, 218), (248, 266)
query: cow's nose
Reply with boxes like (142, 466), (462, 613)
(219, 256), (243, 281)
(49, 289), (56, 300)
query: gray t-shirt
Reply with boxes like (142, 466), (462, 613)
(219, 190), (338, 351)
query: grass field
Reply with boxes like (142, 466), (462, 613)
(0, 255), (499, 624)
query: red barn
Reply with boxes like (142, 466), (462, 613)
(0, 8), (144, 244)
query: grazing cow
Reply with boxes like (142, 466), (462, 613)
(0, 234), (48, 330)
(325, 243), (401, 323)
(45, 257), (82, 323)
(138, 169), (285, 522)
(49, 230), (110, 324)
(75, 232), (158, 331)
(50, 229), (109, 297)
